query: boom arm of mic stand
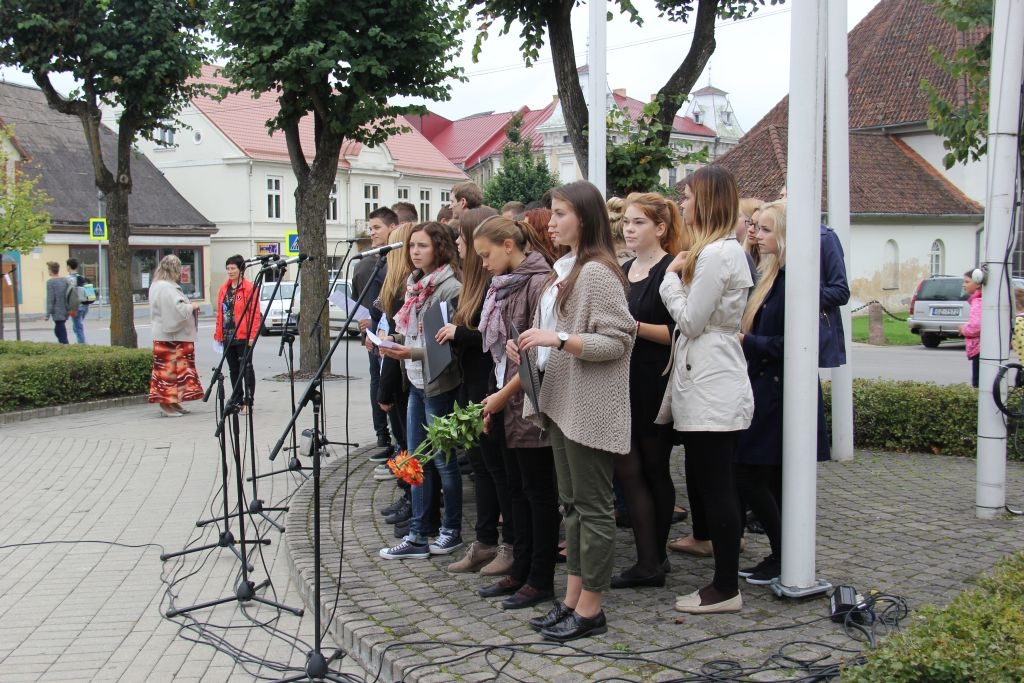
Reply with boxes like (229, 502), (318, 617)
(268, 253), (386, 461)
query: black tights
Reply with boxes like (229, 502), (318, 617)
(680, 431), (741, 595)
(736, 463), (782, 559)
(614, 424), (675, 576)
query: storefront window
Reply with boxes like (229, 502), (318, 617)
(130, 247), (205, 302)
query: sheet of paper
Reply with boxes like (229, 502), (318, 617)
(329, 290), (371, 322)
(213, 340), (224, 354)
(440, 300), (449, 325)
(366, 328), (397, 348)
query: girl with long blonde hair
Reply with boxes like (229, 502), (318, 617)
(658, 165), (753, 615)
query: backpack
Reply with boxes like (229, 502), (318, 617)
(75, 274), (96, 303)
(65, 276), (81, 312)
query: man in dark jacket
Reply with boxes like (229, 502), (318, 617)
(354, 206), (399, 457)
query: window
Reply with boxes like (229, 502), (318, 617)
(419, 188), (431, 223)
(326, 182), (338, 222)
(440, 190), (451, 206)
(363, 183), (380, 219)
(397, 186), (410, 200)
(267, 176), (282, 219)
(668, 167), (678, 187)
(562, 135), (570, 144)
(693, 109), (703, 125)
(929, 240), (945, 276)
(883, 239), (899, 290)
(156, 119), (175, 147)
(128, 247), (204, 303)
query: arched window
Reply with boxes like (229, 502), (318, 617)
(929, 239), (945, 276)
(883, 239), (899, 290)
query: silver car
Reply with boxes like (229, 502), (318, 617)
(260, 280), (299, 334)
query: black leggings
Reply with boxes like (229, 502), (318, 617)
(614, 422), (675, 574)
(225, 341), (255, 405)
(735, 463), (782, 559)
(680, 431), (741, 594)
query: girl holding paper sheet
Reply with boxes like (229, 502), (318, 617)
(378, 222), (464, 560)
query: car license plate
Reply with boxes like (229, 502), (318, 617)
(930, 307), (960, 317)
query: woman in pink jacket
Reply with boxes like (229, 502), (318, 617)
(959, 270), (982, 388)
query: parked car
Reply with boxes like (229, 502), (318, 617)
(327, 280), (363, 338)
(260, 280), (299, 334)
(907, 274), (1024, 348)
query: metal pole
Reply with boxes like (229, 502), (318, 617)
(98, 191), (105, 315)
(776, 0), (830, 598)
(587, 0), (607, 195)
(826, 0), (854, 462)
(976, 0), (1023, 519)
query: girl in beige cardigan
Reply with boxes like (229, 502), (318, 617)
(512, 181), (635, 643)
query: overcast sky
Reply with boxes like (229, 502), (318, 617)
(1, 1), (882, 135)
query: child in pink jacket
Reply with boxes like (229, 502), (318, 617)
(959, 271), (982, 388)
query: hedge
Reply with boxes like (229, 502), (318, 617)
(822, 379), (990, 458)
(842, 551), (1024, 682)
(0, 341), (152, 412)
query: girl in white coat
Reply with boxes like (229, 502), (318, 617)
(658, 165), (753, 614)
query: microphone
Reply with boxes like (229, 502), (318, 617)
(244, 254), (279, 265)
(260, 253), (312, 272)
(335, 238), (363, 243)
(352, 242), (404, 260)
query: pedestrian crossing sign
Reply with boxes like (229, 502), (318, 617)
(90, 218), (107, 241)
(285, 231), (299, 256)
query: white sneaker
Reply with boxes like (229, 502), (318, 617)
(428, 533), (464, 556)
(378, 539), (429, 560)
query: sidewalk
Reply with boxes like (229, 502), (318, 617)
(1, 332), (1023, 680)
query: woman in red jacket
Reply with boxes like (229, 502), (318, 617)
(214, 254), (260, 413)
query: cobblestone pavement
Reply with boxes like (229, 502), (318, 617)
(294, 449), (1024, 682)
(2, 317), (1023, 681)
(0, 352), (378, 682)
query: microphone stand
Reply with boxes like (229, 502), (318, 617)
(165, 262), (302, 619)
(160, 263), (275, 569)
(268, 248), (391, 683)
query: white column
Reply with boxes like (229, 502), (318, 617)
(976, 0), (1023, 518)
(587, 0), (607, 195)
(826, 0), (854, 462)
(779, 0), (827, 595)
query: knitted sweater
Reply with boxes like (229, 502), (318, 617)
(523, 260), (635, 454)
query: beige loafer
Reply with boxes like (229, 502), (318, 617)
(674, 589), (743, 614)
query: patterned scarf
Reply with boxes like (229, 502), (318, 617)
(395, 264), (455, 336)
(479, 250), (551, 360)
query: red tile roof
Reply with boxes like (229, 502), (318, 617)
(612, 92), (717, 137)
(748, 0), (988, 136)
(716, 123), (982, 215)
(191, 65), (465, 179)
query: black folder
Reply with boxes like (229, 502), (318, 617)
(510, 321), (542, 412)
(422, 302), (454, 384)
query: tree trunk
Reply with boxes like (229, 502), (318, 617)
(652, 0), (719, 148)
(105, 185), (137, 348)
(293, 132), (343, 375)
(547, 0), (590, 178)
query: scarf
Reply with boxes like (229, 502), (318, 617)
(395, 264), (455, 336)
(479, 250), (552, 360)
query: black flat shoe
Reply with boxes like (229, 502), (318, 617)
(528, 601), (571, 632)
(609, 571), (666, 589)
(478, 577), (522, 598)
(501, 586), (554, 610)
(540, 610), (607, 642)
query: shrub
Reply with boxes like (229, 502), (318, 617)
(842, 552), (1024, 682)
(0, 341), (152, 412)
(822, 379), (982, 458)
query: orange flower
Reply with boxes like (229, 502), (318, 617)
(387, 450), (425, 486)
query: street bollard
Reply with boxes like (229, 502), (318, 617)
(868, 302), (885, 345)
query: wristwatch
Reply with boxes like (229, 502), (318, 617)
(557, 331), (569, 351)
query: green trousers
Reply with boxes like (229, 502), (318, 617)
(549, 421), (616, 593)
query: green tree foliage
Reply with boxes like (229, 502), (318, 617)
(0, 0), (209, 348)
(469, 0), (781, 184)
(0, 126), (52, 254)
(208, 0), (465, 373)
(605, 96), (708, 196)
(921, 0), (995, 170)
(483, 113), (558, 208)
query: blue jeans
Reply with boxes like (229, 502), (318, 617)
(406, 385), (460, 543)
(71, 304), (88, 344)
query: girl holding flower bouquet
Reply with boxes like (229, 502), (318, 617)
(378, 222), (464, 560)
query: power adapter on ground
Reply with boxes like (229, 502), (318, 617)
(829, 585), (872, 624)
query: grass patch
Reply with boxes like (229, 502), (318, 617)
(851, 312), (920, 346)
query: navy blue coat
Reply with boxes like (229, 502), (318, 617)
(819, 225), (850, 368)
(737, 269), (830, 465)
